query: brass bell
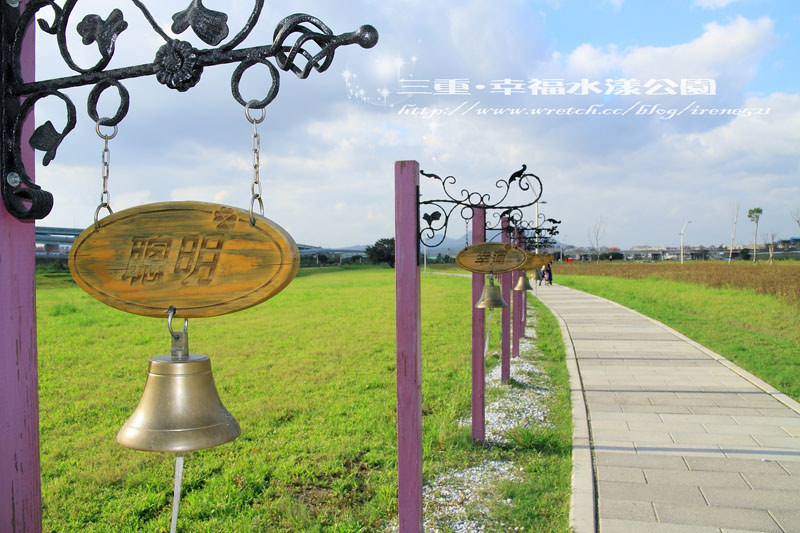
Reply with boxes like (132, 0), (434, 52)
(514, 273), (534, 291)
(476, 275), (508, 309)
(117, 327), (240, 452)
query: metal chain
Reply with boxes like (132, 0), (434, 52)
(465, 218), (469, 248)
(245, 101), (266, 225)
(94, 120), (117, 228)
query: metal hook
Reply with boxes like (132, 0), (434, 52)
(249, 194), (264, 226)
(167, 306), (188, 340)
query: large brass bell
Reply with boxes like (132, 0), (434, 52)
(476, 275), (508, 309)
(514, 273), (534, 291)
(117, 317), (240, 453)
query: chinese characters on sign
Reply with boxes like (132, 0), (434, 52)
(474, 249), (508, 266)
(456, 243), (527, 274)
(122, 234), (225, 286)
(396, 77), (716, 96)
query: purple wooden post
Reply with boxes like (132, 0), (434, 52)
(1, 6), (42, 531)
(471, 207), (486, 443)
(500, 217), (511, 383)
(394, 160), (423, 533)
(517, 231), (528, 338)
(512, 229), (521, 358)
(1, 3), (43, 529)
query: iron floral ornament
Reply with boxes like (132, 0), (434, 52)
(418, 165), (544, 248)
(0, 0), (378, 219)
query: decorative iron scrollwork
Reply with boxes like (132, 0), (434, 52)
(418, 165), (543, 248)
(1, 0), (378, 220)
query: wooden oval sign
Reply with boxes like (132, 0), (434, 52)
(456, 242), (527, 274)
(522, 253), (554, 271)
(69, 201), (299, 318)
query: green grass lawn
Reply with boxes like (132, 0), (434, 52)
(557, 274), (800, 402)
(37, 267), (570, 532)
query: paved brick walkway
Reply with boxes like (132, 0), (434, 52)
(536, 284), (800, 533)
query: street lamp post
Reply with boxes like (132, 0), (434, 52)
(680, 220), (691, 264)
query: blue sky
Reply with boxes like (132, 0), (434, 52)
(32, 0), (799, 249)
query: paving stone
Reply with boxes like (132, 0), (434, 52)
(721, 448), (800, 462)
(599, 481), (706, 505)
(597, 465), (647, 483)
(594, 430), (674, 444)
(685, 456), (788, 474)
(702, 486), (800, 510)
(689, 407), (765, 417)
(670, 432), (759, 447)
(781, 426), (800, 437)
(629, 421), (708, 434)
(635, 444), (727, 458)
(600, 519), (721, 532)
(644, 468), (749, 488)
(742, 472), (800, 490)
(749, 434), (800, 449)
(595, 452), (689, 470)
(777, 461), (800, 474)
(660, 414), (740, 425)
(757, 407), (800, 418)
(599, 498), (657, 521)
(769, 509), (800, 533)
(654, 503), (782, 532)
(703, 423), (790, 436)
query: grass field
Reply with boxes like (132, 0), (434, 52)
(36, 266), (570, 532)
(554, 260), (800, 307)
(552, 261), (800, 402)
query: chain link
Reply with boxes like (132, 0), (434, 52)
(245, 101), (265, 225)
(94, 120), (117, 228)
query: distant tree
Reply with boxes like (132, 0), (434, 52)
(317, 253), (329, 266)
(600, 251), (624, 261)
(740, 247), (751, 261)
(747, 207), (762, 263)
(588, 217), (606, 263)
(728, 201), (739, 264)
(365, 238), (395, 267)
(764, 232), (778, 265)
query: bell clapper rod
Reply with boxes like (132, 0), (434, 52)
(484, 272), (495, 359)
(170, 453), (185, 533)
(167, 306), (188, 533)
(485, 309), (492, 359)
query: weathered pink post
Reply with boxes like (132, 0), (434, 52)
(500, 217), (511, 383)
(519, 232), (527, 338)
(394, 160), (423, 532)
(512, 228), (522, 358)
(1, 6), (43, 530)
(512, 273), (520, 359)
(471, 207), (486, 443)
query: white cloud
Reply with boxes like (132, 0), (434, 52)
(565, 16), (776, 88)
(693, 0), (738, 9)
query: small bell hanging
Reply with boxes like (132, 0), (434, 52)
(117, 311), (240, 453)
(513, 273), (534, 292)
(476, 275), (509, 309)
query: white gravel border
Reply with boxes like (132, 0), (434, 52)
(384, 311), (550, 532)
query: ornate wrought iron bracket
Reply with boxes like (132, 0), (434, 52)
(1, 0), (378, 220)
(518, 215), (561, 250)
(418, 164), (543, 248)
